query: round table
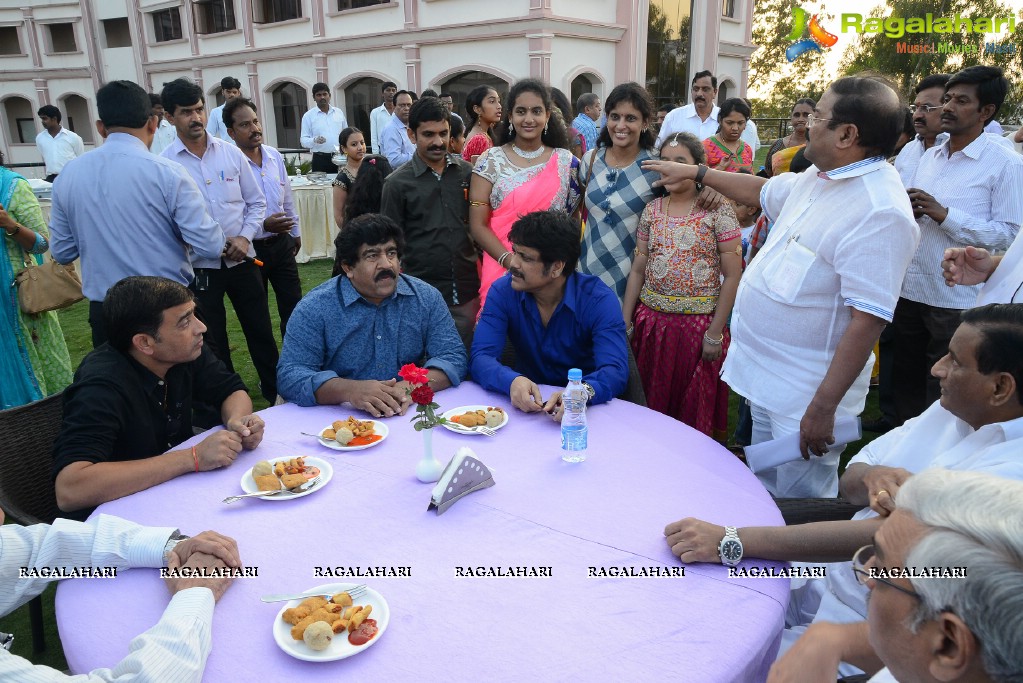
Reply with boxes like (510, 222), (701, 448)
(57, 382), (787, 681)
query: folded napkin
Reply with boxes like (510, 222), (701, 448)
(429, 447), (494, 515)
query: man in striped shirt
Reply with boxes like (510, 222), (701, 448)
(892, 65), (1023, 426)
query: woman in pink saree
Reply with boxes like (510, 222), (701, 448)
(469, 79), (580, 308)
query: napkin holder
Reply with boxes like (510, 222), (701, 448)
(428, 447), (494, 515)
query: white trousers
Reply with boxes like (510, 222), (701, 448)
(749, 402), (844, 498)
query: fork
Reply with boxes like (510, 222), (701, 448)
(261, 584), (369, 603)
(448, 423), (497, 437)
(222, 476), (321, 504)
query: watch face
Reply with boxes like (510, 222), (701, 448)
(721, 540), (742, 563)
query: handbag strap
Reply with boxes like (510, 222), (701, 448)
(572, 148), (598, 216)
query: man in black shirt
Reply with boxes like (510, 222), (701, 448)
(54, 276), (265, 520)
(380, 96), (480, 348)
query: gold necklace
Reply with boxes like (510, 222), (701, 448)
(664, 194), (696, 218)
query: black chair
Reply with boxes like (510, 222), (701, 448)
(772, 497), (863, 526)
(0, 392), (66, 652)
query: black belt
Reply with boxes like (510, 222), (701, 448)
(312, 151), (333, 156)
(253, 234), (287, 244)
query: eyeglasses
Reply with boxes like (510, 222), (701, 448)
(806, 114), (833, 129)
(851, 545), (922, 600)
(909, 104), (942, 114)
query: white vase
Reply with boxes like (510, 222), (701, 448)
(415, 428), (444, 483)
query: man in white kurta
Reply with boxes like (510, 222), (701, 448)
(0, 512), (240, 681)
(645, 77), (920, 498)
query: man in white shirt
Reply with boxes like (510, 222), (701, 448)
(379, 90), (416, 168)
(766, 469), (1023, 683)
(205, 76), (242, 144)
(647, 76), (919, 498)
(663, 303), (1023, 678)
(369, 81), (398, 154)
(226, 97), (303, 339)
(0, 509), (239, 682)
(300, 82), (348, 173)
(148, 92), (177, 155)
(892, 65), (1023, 427)
(738, 98), (760, 153)
(35, 105), (84, 182)
(654, 71), (721, 147)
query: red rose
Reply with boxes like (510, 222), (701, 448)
(399, 364), (429, 385)
(411, 385), (434, 406)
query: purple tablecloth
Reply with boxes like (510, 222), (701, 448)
(57, 382), (787, 681)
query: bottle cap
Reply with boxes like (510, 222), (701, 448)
(568, 368), (582, 381)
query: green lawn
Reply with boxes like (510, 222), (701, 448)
(2, 254), (880, 672)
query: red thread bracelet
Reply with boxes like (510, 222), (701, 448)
(192, 446), (199, 473)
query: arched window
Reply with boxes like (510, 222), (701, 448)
(717, 80), (733, 105)
(343, 77), (381, 139)
(61, 94), (93, 143)
(3, 96), (35, 144)
(211, 87), (225, 108)
(570, 74), (598, 111)
(438, 71), (508, 121)
(271, 82), (306, 150)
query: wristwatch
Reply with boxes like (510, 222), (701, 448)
(581, 382), (596, 401)
(717, 526), (743, 566)
(163, 531), (190, 566)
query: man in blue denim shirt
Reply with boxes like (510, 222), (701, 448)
(470, 211), (629, 421)
(277, 215), (466, 417)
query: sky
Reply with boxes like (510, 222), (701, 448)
(749, 0), (1023, 96)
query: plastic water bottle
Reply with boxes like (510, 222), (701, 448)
(561, 368), (588, 462)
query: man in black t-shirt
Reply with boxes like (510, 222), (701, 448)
(53, 276), (265, 520)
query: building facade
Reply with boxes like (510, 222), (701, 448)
(0, 0), (752, 170)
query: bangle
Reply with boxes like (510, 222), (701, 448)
(497, 251), (511, 268)
(626, 323), (635, 338)
(4, 225), (18, 237)
(469, 200), (490, 207)
(192, 446), (199, 473)
(703, 331), (724, 345)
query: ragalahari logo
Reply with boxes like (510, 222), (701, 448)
(786, 6), (839, 61)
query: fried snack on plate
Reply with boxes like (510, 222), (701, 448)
(348, 605), (372, 632)
(280, 473), (306, 490)
(334, 427), (354, 445)
(323, 428), (337, 440)
(291, 608), (336, 641)
(251, 460), (274, 478)
(331, 592), (353, 607)
(283, 596), (328, 624)
(342, 416), (375, 437)
(254, 474), (281, 492)
(303, 621), (333, 651)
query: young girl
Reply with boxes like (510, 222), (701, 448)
(331, 127), (366, 228)
(622, 132), (743, 439)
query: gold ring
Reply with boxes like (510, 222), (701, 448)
(876, 489), (889, 498)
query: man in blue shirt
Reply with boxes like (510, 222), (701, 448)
(277, 214), (466, 417)
(470, 210), (629, 420)
(572, 92), (601, 151)
(49, 80), (225, 346)
(379, 90), (417, 168)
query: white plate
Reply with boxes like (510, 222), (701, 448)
(272, 583), (390, 662)
(317, 420), (389, 451)
(440, 405), (510, 435)
(239, 456), (333, 501)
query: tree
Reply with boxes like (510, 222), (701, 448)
(838, 0), (1022, 117)
(748, 0), (832, 118)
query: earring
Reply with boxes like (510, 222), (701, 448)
(544, 121), (549, 135)
(508, 122), (514, 135)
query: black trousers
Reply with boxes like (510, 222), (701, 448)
(310, 152), (337, 174)
(191, 261), (279, 403)
(252, 233), (303, 339)
(891, 297), (963, 425)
